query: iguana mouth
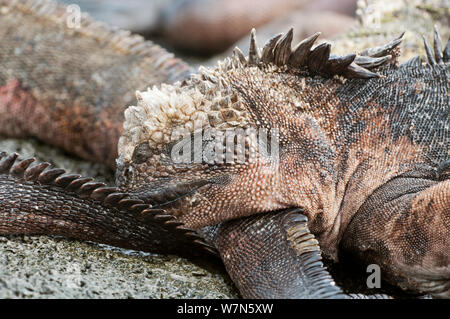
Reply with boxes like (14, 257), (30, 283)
(130, 179), (210, 210)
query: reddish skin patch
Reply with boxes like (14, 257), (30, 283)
(0, 79), (121, 168)
(0, 79), (36, 137)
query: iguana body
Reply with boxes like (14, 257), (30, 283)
(0, 0), (448, 298)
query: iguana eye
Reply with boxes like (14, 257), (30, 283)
(131, 142), (152, 164)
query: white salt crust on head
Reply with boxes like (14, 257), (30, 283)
(118, 75), (250, 162)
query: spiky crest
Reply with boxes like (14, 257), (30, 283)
(419, 26), (450, 67)
(230, 28), (404, 78)
(118, 27), (449, 164)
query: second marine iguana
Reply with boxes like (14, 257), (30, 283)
(0, 0), (449, 298)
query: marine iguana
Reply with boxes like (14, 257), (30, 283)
(0, 0), (448, 298)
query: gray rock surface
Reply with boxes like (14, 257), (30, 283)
(0, 235), (237, 299)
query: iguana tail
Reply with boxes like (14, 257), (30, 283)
(0, 152), (214, 258)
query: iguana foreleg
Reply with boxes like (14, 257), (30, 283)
(200, 208), (346, 298)
(342, 173), (450, 298)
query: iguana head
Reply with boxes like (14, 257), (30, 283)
(116, 28), (399, 229)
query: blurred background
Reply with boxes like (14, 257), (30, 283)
(59, 0), (358, 63)
(58, 0), (449, 67)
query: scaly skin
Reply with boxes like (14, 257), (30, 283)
(115, 28), (449, 297)
(0, 0), (449, 298)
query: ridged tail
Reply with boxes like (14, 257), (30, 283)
(0, 153), (215, 258)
